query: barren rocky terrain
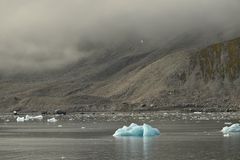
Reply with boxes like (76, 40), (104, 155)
(1, 37), (240, 113)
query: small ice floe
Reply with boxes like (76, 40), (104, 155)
(25, 115), (43, 121)
(58, 125), (63, 128)
(163, 112), (168, 116)
(224, 122), (232, 125)
(223, 134), (230, 137)
(47, 117), (58, 123)
(5, 119), (10, 122)
(140, 40), (144, 44)
(25, 115), (30, 121)
(221, 123), (240, 134)
(81, 127), (86, 129)
(32, 115), (43, 120)
(16, 116), (25, 122)
(113, 123), (160, 137)
(193, 112), (202, 114)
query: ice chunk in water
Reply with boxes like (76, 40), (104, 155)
(25, 115), (30, 121)
(221, 123), (240, 134)
(193, 112), (202, 114)
(25, 115), (43, 121)
(16, 116), (25, 122)
(224, 122), (232, 125)
(113, 123), (160, 137)
(47, 117), (58, 123)
(143, 124), (160, 136)
(31, 115), (43, 120)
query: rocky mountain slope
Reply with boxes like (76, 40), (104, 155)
(1, 37), (240, 113)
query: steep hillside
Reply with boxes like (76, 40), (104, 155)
(1, 37), (240, 113)
(198, 38), (240, 81)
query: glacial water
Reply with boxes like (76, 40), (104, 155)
(0, 113), (240, 160)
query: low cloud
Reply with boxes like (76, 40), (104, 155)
(0, 0), (240, 72)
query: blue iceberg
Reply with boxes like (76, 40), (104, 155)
(113, 123), (160, 137)
(221, 123), (240, 134)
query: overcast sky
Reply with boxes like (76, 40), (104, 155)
(0, 0), (240, 72)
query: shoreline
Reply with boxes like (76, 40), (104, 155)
(1, 111), (240, 122)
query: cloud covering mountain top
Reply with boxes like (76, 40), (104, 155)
(0, 0), (240, 72)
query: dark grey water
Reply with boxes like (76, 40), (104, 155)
(0, 117), (240, 160)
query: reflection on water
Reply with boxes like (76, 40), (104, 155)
(0, 120), (240, 160)
(114, 137), (157, 160)
(223, 133), (240, 158)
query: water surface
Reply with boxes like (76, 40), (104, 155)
(0, 113), (240, 160)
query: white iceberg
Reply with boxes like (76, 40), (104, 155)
(16, 116), (25, 122)
(25, 115), (43, 121)
(113, 123), (160, 137)
(221, 123), (240, 134)
(47, 117), (58, 123)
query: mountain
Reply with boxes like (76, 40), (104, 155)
(1, 37), (240, 113)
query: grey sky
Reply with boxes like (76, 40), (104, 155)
(0, 0), (240, 72)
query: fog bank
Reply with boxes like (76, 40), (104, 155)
(0, 0), (240, 72)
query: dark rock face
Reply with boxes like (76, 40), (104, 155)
(41, 111), (48, 115)
(198, 38), (240, 81)
(54, 109), (66, 115)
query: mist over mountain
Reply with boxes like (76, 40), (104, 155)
(0, 0), (240, 72)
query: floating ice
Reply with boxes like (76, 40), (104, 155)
(32, 115), (43, 120)
(25, 115), (43, 121)
(221, 123), (240, 134)
(193, 112), (202, 114)
(224, 122), (232, 125)
(25, 115), (30, 121)
(16, 116), (25, 122)
(113, 123), (160, 137)
(223, 133), (230, 137)
(47, 117), (58, 123)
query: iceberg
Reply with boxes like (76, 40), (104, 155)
(113, 123), (160, 137)
(16, 116), (25, 122)
(47, 117), (58, 123)
(221, 123), (240, 134)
